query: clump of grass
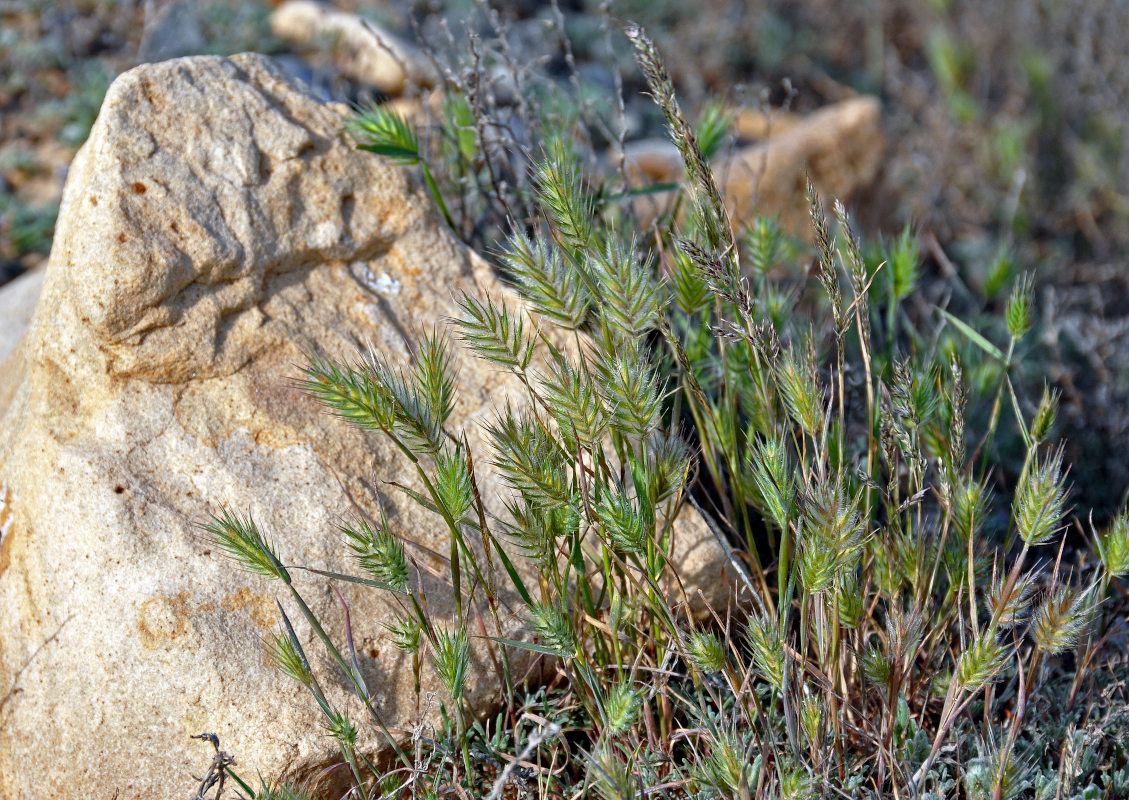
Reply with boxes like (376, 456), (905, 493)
(203, 21), (1129, 800)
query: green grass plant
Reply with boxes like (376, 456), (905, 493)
(202, 22), (1129, 800)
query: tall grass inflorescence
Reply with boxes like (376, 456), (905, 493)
(204, 20), (1129, 800)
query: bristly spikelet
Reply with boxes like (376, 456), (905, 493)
(601, 682), (641, 737)
(694, 97), (735, 161)
(747, 433), (793, 532)
(594, 487), (650, 555)
(957, 633), (1008, 688)
(269, 629), (313, 687)
(204, 509), (290, 583)
(1096, 512), (1129, 579)
(987, 569), (1037, 629)
(587, 744), (634, 800)
(1013, 446), (1069, 547)
(800, 691), (822, 749)
(541, 349), (608, 448)
(301, 353), (395, 434)
(886, 224), (919, 301)
(836, 571), (864, 629)
(414, 329), (457, 428)
(454, 293), (537, 373)
(861, 642), (891, 686)
(745, 215), (782, 277)
(1032, 585), (1098, 654)
(643, 431), (691, 505)
(1031, 384), (1059, 444)
(433, 626), (469, 701)
(1005, 272), (1034, 341)
(686, 630), (728, 673)
(745, 612), (785, 690)
(501, 496), (573, 568)
(590, 238), (662, 340)
(368, 358), (444, 455)
(324, 708), (358, 749)
(489, 408), (572, 508)
(498, 230), (590, 329)
(775, 346), (824, 436)
(780, 762), (813, 799)
(434, 445), (474, 525)
(695, 730), (757, 797)
(529, 602), (577, 659)
(342, 516), (409, 593)
(954, 477), (991, 541)
(669, 247), (712, 316)
(533, 136), (596, 257)
(350, 98), (453, 229)
(595, 348), (663, 440)
(347, 102), (420, 165)
(797, 481), (866, 593)
(965, 747), (1031, 800)
(885, 608), (925, 676)
(386, 615), (423, 654)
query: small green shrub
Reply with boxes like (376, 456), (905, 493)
(204, 22), (1128, 800)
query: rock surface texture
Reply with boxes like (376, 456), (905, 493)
(0, 54), (734, 799)
(0, 268), (44, 367)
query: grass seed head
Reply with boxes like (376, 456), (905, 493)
(600, 682), (641, 737)
(745, 612), (785, 690)
(1032, 584), (1098, 655)
(1013, 446), (1069, 547)
(594, 488), (650, 555)
(1096, 512), (1129, 579)
(386, 616), (423, 655)
(204, 509), (290, 584)
(1005, 272), (1035, 341)
(988, 569), (1038, 630)
(530, 602), (578, 659)
(499, 230), (590, 329)
(343, 518), (409, 594)
(269, 631), (313, 688)
(957, 633), (1009, 689)
(433, 627), (470, 701)
(686, 630), (728, 673)
(1031, 384), (1060, 443)
(347, 102), (421, 165)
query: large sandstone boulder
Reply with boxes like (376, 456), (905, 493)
(0, 54), (734, 799)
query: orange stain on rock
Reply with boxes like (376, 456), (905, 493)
(137, 592), (191, 649)
(221, 586), (278, 630)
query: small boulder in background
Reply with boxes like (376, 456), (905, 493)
(269, 0), (439, 95)
(617, 96), (885, 243)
